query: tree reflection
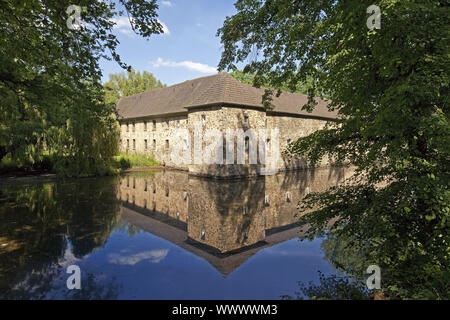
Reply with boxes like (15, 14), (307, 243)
(0, 177), (121, 299)
(282, 271), (369, 300)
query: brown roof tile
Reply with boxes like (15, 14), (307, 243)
(116, 73), (336, 120)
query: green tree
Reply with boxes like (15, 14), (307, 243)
(218, 0), (449, 299)
(0, 0), (163, 176)
(104, 70), (166, 105)
(230, 69), (314, 95)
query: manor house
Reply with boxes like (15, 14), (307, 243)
(116, 73), (336, 178)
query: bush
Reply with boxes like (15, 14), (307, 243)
(119, 157), (131, 169)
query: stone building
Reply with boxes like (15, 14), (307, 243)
(117, 73), (336, 178)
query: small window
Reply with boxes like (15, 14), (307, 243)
(144, 121), (147, 131)
(126, 139), (130, 150)
(165, 139), (169, 150)
(144, 139), (148, 151)
(152, 120), (156, 131)
(132, 122), (135, 132)
(264, 195), (270, 206)
(144, 179), (147, 192)
(153, 139), (156, 150)
(244, 113), (249, 123)
(165, 187), (169, 197)
(201, 114), (206, 124)
(132, 139), (136, 150)
(285, 192), (291, 202)
(126, 122), (129, 132)
(144, 199), (147, 209)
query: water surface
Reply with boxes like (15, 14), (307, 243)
(0, 168), (351, 299)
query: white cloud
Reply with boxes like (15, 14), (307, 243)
(111, 16), (135, 35)
(151, 57), (218, 74)
(111, 16), (170, 36)
(158, 20), (171, 35)
(108, 250), (169, 265)
(161, 1), (173, 7)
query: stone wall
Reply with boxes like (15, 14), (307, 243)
(186, 106), (267, 178)
(119, 114), (189, 169)
(266, 114), (329, 171)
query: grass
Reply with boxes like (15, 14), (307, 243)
(113, 152), (161, 169)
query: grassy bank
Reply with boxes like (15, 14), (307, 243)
(0, 152), (161, 177)
(113, 153), (160, 169)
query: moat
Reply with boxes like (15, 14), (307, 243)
(0, 168), (354, 299)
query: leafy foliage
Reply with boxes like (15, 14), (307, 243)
(0, 0), (163, 176)
(219, 0), (449, 299)
(104, 69), (166, 105)
(282, 271), (369, 300)
(230, 69), (314, 95)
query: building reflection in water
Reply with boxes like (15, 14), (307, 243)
(117, 167), (353, 275)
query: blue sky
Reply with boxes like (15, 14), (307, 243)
(100, 0), (238, 86)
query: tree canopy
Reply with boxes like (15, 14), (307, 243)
(218, 0), (449, 299)
(0, 0), (163, 176)
(104, 70), (166, 105)
(230, 69), (314, 95)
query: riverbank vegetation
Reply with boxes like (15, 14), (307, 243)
(0, 0), (163, 178)
(0, 151), (161, 177)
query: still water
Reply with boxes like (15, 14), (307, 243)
(0, 168), (352, 299)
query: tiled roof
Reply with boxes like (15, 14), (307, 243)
(116, 73), (337, 120)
